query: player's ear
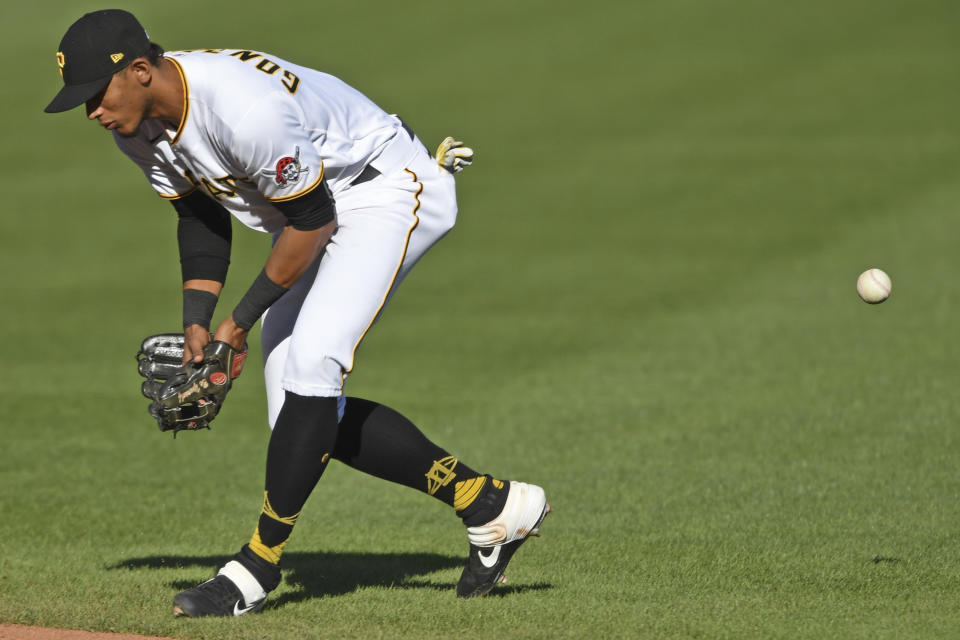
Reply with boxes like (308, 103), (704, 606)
(128, 58), (153, 86)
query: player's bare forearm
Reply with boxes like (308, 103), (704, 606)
(264, 221), (336, 287)
(183, 279), (223, 296)
(212, 315), (248, 352)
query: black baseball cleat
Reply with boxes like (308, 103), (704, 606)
(173, 572), (266, 617)
(173, 545), (280, 617)
(457, 481), (551, 598)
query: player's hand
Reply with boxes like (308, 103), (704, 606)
(138, 333), (247, 435)
(183, 324), (211, 364)
(435, 137), (473, 174)
(214, 315), (249, 353)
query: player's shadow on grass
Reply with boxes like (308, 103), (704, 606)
(109, 551), (551, 604)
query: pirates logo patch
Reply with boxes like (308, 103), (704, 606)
(262, 146), (309, 187)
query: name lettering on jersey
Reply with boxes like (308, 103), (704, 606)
(229, 50), (262, 62)
(256, 59), (280, 75)
(226, 50), (301, 95)
(261, 147), (309, 187)
(281, 70), (300, 94)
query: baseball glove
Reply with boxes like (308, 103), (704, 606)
(136, 333), (247, 435)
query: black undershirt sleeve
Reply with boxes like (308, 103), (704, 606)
(171, 191), (232, 283)
(272, 179), (336, 230)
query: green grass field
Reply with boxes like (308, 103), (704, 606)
(2, 1), (959, 638)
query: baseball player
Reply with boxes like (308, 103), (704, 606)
(45, 9), (550, 617)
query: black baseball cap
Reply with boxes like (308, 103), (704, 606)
(44, 9), (150, 113)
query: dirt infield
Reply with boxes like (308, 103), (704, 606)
(0, 625), (176, 640)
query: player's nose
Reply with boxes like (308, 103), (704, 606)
(85, 97), (104, 120)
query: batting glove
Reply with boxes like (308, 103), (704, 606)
(436, 137), (474, 173)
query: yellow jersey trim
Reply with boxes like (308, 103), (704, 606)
(266, 161), (325, 203)
(168, 58), (190, 145)
(158, 186), (198, 200)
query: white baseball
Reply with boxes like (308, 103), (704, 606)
(857, 268), (892, 304)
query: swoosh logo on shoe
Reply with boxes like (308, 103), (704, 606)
(233, 600), (257, 616)
(478, 546), (501, 569)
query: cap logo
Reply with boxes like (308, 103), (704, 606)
(110, 52), (125, 64)
(56, 52), (65, 78)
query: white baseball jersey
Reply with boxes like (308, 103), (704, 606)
(115, 49), (403, 233)
(115, 48), (461, 408)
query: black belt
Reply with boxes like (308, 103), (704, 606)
(351, 164), (381, 186)
(351, 118), (416, 186)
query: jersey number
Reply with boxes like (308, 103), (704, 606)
(201, 175), (239, 200)
(185, 168), (243, 201)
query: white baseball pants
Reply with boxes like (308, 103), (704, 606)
(260, 131), (458, 429)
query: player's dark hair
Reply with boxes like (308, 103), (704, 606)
(145, 42), (164, 65)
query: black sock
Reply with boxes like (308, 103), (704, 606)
(333, 397), (502, 518)
(248, 391), (338, 564)
(234, 544), (281, 592)
(456, 476), (509, 526)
